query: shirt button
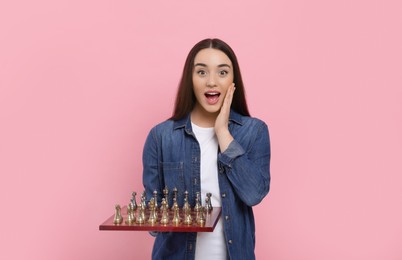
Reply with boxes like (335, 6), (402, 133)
(228, 240), (233, 244)
(225, 215), (229, 220)
(221, 193), (226, 198)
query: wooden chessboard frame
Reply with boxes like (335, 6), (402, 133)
(99, 206), (222, 232)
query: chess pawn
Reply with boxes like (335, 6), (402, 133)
(197, 206), (206, 227)
(148, 198), (157, 225)
(194, 192), (201, 212)
(183, 205), (192, 225)
(141, 190), (147, 209)
(130, 204), (136, 223)
(125, 204), (135, 225)
(136, 203), (145, 224)
(172, 203), (181, 226)
(153, 190), (159, 211)
(171, 196), (178, 212)
(160, 198), (169, 225)
(113, 204), (123, 225)
(163, 186), (169, 209)
(130, 191), (138, 210)
(183, 190), (190, 213)
(172, 187), (178, 202)
(205, 192), (213, 213)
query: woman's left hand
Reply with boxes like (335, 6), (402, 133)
(215, 83), (235, 152)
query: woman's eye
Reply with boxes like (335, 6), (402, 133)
(197, 70), (207, 76)
(219, 70), (228, 76)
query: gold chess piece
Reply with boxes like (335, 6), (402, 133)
(172, 203), (181, 226)
(160, 198), (169, 225)
(183, 205), (192, 225)
(197, 206), (206, 226)
(125, 204), (135, 225)
(148, 198), (157, 225)
(136, 203), (145, 224)
(113, 204), (123, 225)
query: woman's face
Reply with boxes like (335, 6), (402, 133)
(192, 48), (234, 116)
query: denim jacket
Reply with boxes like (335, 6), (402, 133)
(142, 110), (271, 260)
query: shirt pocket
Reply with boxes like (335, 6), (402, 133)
(161, 161), (185, 193)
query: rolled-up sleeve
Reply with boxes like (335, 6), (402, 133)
(218, 122), (271, 206)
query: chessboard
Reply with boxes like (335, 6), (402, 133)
(99, 189), (221, 232)
(99, 205), (222, 232)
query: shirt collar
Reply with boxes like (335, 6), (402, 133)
(173, 109), (244, 131)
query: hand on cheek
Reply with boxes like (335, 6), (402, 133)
(215, 83), (235, 152)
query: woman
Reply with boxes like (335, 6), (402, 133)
(142, 38), (271, 259)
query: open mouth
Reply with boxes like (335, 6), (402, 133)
(205, 91), (221, 105)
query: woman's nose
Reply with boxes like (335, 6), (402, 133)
(206, 76), (217, 87)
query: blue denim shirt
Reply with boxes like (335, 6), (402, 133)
(142, 110), (271, 260)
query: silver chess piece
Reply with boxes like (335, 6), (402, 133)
(163, 186), (169, 209)
(153, 190), (159, 210)
(113, 204), (123, 225)
(130, 191), (138, 210)
(171, 187), (178, 211)
(136, 203), (146, 224)
(194, 192), (201, 212)
(205, 192), (213, 213)
(183, 190), (190, 212)
(141, 190), (147, 209)
(125, 204), (135, 225)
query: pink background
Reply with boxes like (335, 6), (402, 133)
(1, 0), (401, 259)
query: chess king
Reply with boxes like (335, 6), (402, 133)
(142, 38), (271, 259)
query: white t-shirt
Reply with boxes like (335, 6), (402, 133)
(192, 123), (227, 260)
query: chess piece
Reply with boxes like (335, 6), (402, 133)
(141, 191), (147, 209)
(205, 192), (213, 213)
(183, 190), (190, 212)
(125, 204), (135, 225)
(148, 198), (157, 225)
(171, 187), (178, 211)
(172, 202), (181, 226)
(194, 192), (201, 212)
(172, 187), (178, 200)
(153, 190), (159, 210)
(136, 203), (146, 224)
(130, 204), (136, 223)
(160, 198), (169, 225)
(183, 204), (192, 225)
(197, 206), (206, 226)
(113, 204), (123, 225)
(171, 196), (178, 211)
(130, 192), (138, 210)
(163, 186), (169, 209)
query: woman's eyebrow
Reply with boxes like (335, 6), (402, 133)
(218, 64), (231, 68)
(194, 63), (231, 68)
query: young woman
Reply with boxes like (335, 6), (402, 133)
(142, 38), (271, 259)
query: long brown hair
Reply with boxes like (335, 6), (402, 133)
(171, 38), (250, 120)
